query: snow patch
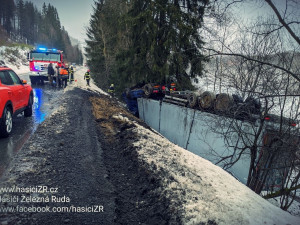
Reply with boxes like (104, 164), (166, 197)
(112, 113), (131, 123)
(129, 122), (300, 224)
(0, 46), (30, 74)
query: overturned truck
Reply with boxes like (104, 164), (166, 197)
(123, 83), (299, 191)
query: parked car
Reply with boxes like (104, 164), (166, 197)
(0, 66), (33, 137)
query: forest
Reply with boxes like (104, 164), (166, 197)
(0, 0), (83, 64)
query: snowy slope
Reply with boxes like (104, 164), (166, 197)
(131, 124), (300, 225)
(72, 67), (300, 225)
(0, 46), (30, 74)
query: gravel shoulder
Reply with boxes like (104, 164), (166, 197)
(90, 95), (177, 224)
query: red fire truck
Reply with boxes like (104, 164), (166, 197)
(27, 47), (64, 84)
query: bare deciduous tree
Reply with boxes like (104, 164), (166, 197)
(200, 0), (300, 211)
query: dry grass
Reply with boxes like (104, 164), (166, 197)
(90, 96), (136, 138)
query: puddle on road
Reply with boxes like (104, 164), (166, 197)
(0, 85), (64, 177)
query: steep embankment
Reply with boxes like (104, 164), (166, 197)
(90, 95), (300, 225)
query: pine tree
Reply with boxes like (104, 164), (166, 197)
(16, 0), (24, 36)
(0, 0), (16, 34)
(22, 2), (36, 44)
(116, 0), (209, 90)
(85, 1), (106, 87)
(85, 0), (131, 89)
(86, 0), (113, 89)
(86, 0), (210, 94)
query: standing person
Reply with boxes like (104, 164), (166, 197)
(69, 65), (74, 83)
(108, 84), (115, 97)
(47, 63), (55, 86)
(62, 64), (69, 88)
(57, 66), (62, 88)
(84, 69), (91, 86)
(54, 65), (60, 87)
(60, 65), (68, 88)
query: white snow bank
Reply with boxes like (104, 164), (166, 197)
(120, 119), (300, 225)
(0, 46), (30, 74)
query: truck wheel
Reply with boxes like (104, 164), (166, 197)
(245, 96), (261, 115)
(30, 77), (36, 85)
(143, 84), (153, 98)
(188, 92), (199, 108)
(0, 106), (13, 137)
(232, 94), (243, 104)
(24, 95), (33, 117)
(39, 78), (44, 85)
(214, 93), (234, 113)
(198, 91), (216, 110)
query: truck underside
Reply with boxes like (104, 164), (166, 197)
(123, 83), (299, 193)
(29, 73), (68, 85)
(29, 73), (48, 85)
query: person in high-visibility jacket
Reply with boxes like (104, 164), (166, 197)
(84, 69), (91, 86)
(69, 65), (74, 83)
(59, 65), (69, 88)
(108, 84), (115, 97)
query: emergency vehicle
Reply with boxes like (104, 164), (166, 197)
(27, 47), (64, 84)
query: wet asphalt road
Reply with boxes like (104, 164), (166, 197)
(0, 73), (64, 177)
(0, 89), (173, 225)
(0, 88), (117, 225)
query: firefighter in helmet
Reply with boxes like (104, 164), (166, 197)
(69, 65), (74, 83)
(84, 69), (91, 86)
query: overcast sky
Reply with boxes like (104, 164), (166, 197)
(235, 0), (300, 21)
(28, 0), (299, 46)
(29, 0), (95, 43)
